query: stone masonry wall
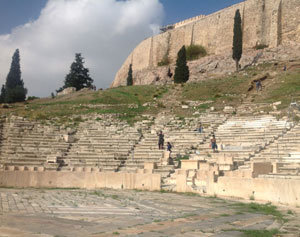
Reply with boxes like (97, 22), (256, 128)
(111, 0), (300, 87)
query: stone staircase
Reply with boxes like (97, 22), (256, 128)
(1, 113), (299, 193)
(61, 119), (141, 172)
(121, 133), (165, 172)
(0, 116), (70, 171)
(196, 115), (292, 164)
(249, 124), (300, 175)
(159, 114), (229, 190)
(162, 115), (297, 192)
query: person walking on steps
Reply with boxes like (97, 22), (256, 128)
(167, 142), (172, 152)
(158, 131), (164, 150)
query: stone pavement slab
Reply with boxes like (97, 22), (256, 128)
(0, 188), (299, 237)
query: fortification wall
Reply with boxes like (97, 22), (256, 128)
(112, 0), (300, 87)
(173, 15), (206, 29)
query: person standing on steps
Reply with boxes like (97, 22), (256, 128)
(158, 131), (164, 150)
(210, 134), (218, 153)
(198, 122), (203, 133)
(167, 142), (172, 152)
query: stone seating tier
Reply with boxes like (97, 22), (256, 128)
(0, 115), (298, 177)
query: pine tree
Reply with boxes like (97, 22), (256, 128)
(5, 49), (27, 103)
(59, 53), (94, 91)
(0, 85), (6, 103)
(174, 46), (189, 84)
(126, 64), (133, 86)
(232, 9), (243, 71)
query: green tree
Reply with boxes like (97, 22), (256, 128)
(0, 85), (6, 103)
(5, 49), (27, 103)
(232, 9), (243, 71)
(58, 53), (93, 92)
(174, 46), (189, 83)
(126, 64), (133, 86)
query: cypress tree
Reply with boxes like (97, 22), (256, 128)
(174, 46), (189, 84)
(59, 53), (94, 91)
(0, 85), (6, 103)
(126, 64), (133, 86)
(5, 49), (27, 103)
(232, 9), (243, 71)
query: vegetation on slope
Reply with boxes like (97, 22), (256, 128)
(0, 61), (299, 125)
(182, 62), (300, 109)
(186, 44), (207, 61)
(0, 85), (168, 125)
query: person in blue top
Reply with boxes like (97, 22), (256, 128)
(167, 142), (172, 152)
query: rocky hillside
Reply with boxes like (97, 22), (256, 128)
(1, 60), (299, 126)
(112, 0), (300, 87)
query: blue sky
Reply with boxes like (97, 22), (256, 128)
(162, 0), (244, 25)
(0, 0), (244, 35)
(0, 0), (48, 34)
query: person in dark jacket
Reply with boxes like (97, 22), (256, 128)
(158, 131), (164, 149)
(167, 142), (172, 152)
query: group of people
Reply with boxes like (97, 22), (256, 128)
(157, 124), (218, 153)
(158, 131), (172, 152)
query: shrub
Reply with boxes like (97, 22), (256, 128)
(186, 44), (207, 61)
(158, 55), (170, 66)
(254, 44), (268, 50)
(157, 102), (166, 108)
(27, 96), (39, 101)
(175, 154), (189, 161)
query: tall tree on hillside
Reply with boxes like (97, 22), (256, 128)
(126, 64), (133, 86)
(0, 85), (6, 103)
(174, 46), (189, 83)
(232, 9), (243, 71)
(5, 49), (27, 103)
(58, 53), (94, 92)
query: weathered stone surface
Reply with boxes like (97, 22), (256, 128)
(2, 188), (299, 237)
(57, 87), (76, 96)
(112, 0), (300, 87)
(223, 106), (235, 114)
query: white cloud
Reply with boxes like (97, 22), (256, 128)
(0, 0), (164, 97)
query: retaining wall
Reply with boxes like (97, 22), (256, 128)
(0, 171), (161, 191)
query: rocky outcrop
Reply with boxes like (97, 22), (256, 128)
(112, 0), (300, 87)
(113, 44), (300, 87)
(57, 87), (76, 96)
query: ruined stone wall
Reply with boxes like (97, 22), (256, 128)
(211, 176), (300, 207)
(112, 0), (300, 87)
(0, 171), (161, 191)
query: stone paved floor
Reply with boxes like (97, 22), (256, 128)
(0, 188), (299, 237)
